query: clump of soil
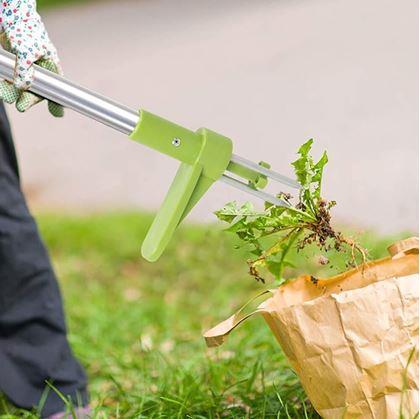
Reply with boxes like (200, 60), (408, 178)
(297, 199), (366, 268)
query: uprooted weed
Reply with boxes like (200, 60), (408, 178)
(216, 139), (366, 284)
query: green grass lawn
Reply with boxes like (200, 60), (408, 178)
(0, 212), (410, 418)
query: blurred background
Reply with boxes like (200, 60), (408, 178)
(8, 0), (418, 233)
(2, 1), (417, 416)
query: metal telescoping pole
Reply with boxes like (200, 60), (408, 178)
(0, 49), (139, 134)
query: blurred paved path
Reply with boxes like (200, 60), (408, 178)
(7, 0), (418, 232)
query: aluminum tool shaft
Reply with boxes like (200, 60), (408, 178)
(0, 49), (138, 134)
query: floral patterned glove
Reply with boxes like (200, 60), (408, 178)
(0, 0), (63, 117)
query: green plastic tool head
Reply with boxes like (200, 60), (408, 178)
(129, 110), (233, 262)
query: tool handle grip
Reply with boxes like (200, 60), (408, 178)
(0, 48), (139, 134)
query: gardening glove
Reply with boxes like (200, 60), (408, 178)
(0, 0), (63, 117)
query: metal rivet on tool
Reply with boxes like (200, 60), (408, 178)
(172, 137), (181, 147)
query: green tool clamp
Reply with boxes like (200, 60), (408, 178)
(130, 110), (233, 262)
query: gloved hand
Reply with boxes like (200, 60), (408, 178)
(0, 0), (63, 117)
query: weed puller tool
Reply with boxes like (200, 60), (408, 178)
(0, 49), (299, 262)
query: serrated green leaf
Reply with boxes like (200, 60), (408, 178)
(297, 138), (314, 156)
(311, 151), (328, 197)
(292, 139), (315, 191)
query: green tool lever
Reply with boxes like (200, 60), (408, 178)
(129, 111), (233, 261)
(0, 48), (300, 262)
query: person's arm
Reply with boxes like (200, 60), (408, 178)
(0, 0), (63, 116)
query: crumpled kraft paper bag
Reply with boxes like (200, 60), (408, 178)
(204, 237), (419, 418)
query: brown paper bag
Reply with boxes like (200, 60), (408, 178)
(204, 237), (419, 418)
